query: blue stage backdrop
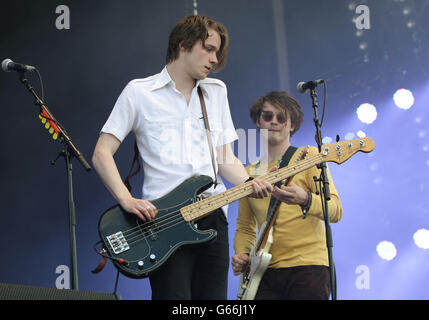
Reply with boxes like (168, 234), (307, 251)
(0, 0), (428, 300)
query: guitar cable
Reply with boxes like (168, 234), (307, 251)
(92, 240), (131, 266)
(92, 241), (126, 295)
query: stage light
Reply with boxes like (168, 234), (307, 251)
(393, 89), (414, 110)
(322, 136), (332, 144)
(403, 7), (411, 15)
(376, 241), (397, 261)
(348, 2), (357, 11)
(345, 132), (355, 140)
(355, 30), (364, 37)
(359, 41), (368, 51)
(357, 103), (377, 124)
(357, 130), (366, 138)
(413, 229), (429, 249)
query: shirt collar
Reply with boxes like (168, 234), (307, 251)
(150, 66), (172, 91)
(151, 66), (209, 98)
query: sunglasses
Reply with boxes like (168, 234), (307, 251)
(260, 111), (287, 124)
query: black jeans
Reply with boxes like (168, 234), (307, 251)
(149, 209), (229, 300)
(255, 265), (331, 300)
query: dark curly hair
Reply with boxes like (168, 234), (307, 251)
(250, 91), (304, 137)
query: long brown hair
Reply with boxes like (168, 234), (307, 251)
(166, 15), (229, 73)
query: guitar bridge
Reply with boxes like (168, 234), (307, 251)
(106, 231), (130, 254)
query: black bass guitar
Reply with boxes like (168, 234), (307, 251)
(96, 138), (374, 278)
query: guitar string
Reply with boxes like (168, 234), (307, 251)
(126, 216), (186, 248)
(122, 211), (184, 244)
(108, 155), (323, 253)
(138, 143), (356, 230)
(125, 155), (322, 244)
(105, 212), (183, 248)
(117, 198), (193, 237)
(108, 214), (187, 251)
(105, 142), (364, 259)
(120, 156), (323, 251)
(104, 217), (186, 259)
(144, 157), (321, 237)
(182, 155), (322, 220)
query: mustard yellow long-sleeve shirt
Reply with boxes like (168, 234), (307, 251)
(234, 146), (343, 268)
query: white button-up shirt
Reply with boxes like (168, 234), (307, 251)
(101, 67), (238, 215)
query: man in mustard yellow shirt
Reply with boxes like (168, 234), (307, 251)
(232, 91), (343, 299)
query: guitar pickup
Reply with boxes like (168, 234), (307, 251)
(106, 231), (130, 254)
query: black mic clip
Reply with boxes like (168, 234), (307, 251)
(297, 79), (324, 94)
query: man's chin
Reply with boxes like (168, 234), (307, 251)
(193, 73), (207, 81)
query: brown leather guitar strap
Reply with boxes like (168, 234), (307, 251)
(198, 86), (218, 188)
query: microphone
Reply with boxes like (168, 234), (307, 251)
(297, 79), (324, 93)
(1, 58), (36, 73)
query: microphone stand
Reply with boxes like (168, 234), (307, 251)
(307, 84), (337, 300)
(18, 71), (91, 291)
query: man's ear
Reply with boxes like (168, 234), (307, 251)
(179, 42), (185, 51)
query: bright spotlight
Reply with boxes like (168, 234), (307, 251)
(322, 136), (332, 144)
(356, 130), (366, 138)
(357, 103), (377, 124)
(407, 20), (416, 28)
(359, 41), (368, 51)
(345, 132), (355, 140)
(413, 229), (429, 249)
(393, 89), (414, 110)
(376, 241), (397, 261)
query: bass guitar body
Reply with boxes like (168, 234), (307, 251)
(97, 175), (217, 278)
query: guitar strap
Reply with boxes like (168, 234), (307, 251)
(197, 86), (219, 189)
(266, 146), (298, 218)
(237, 146), (298, 291)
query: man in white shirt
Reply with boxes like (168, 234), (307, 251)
(92, 15), (272, 299)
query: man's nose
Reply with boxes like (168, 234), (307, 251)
(210, 52), (218, 65)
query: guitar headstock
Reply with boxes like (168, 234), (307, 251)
(320, 138), (374, 164)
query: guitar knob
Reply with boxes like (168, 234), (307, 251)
(150, 254), (156, 262)
(138, 260), (144, 269)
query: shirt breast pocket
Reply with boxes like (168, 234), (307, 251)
(144, 120), (182, 165)
(198, 118), (223, 147)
